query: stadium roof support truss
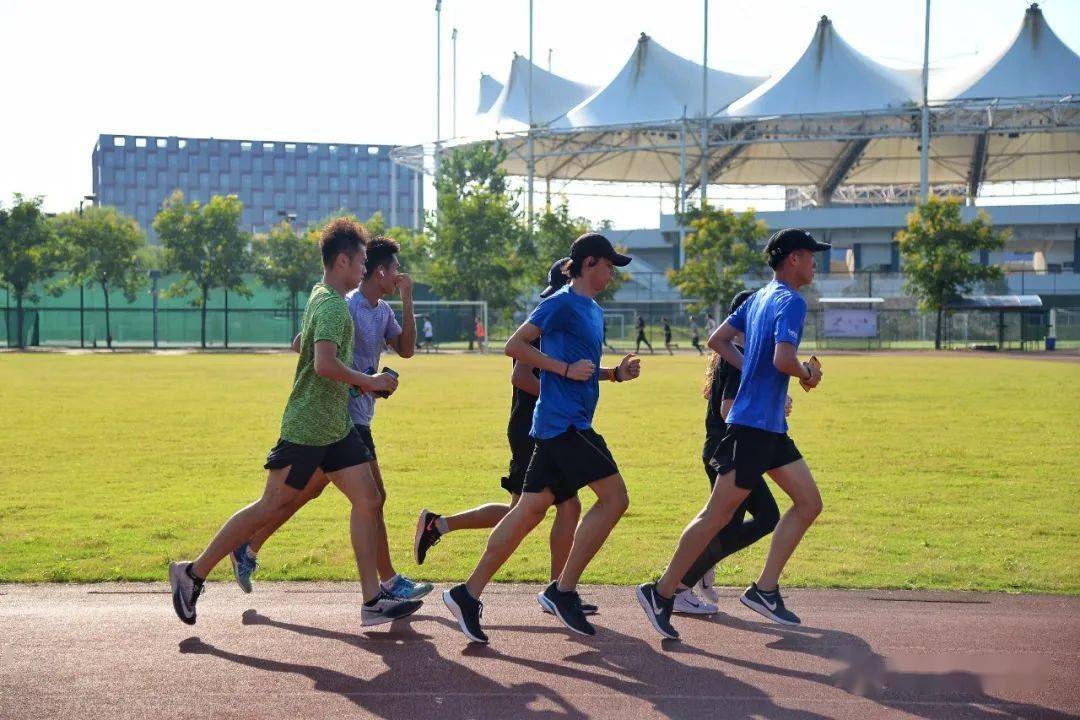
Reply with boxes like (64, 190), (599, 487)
(391, 96), (1080, 193)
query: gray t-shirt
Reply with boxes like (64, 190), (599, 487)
(345, 289), (403, 426)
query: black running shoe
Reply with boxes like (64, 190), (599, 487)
(740, 583), (801, 625)
(443, 583), (488, 644)
(414, 509), (443, 565)
(539, 597), (598, 616)
(636, 582), (679, 640)
(537, 581), (595, 636)
(169, 561), (203, 626)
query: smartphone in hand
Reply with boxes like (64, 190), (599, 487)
(375, 366), (399, 399)
(799, 355), (821, 393)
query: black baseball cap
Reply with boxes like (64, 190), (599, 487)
(569, 232), (632, 267)
(539, 256), (572, 298)
(765, 228), (831, 268)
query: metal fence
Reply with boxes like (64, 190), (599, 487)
(4, 271), (1078, 351)
(0, 276), (487, 349)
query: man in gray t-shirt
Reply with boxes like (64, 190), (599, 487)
(346, 288), (402, 427)
(232, 237), (433, 601)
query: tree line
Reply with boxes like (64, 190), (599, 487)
(1, 142), (1006, 350)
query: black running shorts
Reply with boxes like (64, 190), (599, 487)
(523, 427), (619, 504)
(501, 427), (536, 495)
(709, 424), (802, 490)
(264, 428), (373, 490)
(354, 423), (377, 460)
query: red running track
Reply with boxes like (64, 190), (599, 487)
(2, 583), (1077, 719)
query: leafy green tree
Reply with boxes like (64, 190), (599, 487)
(364, 211), (431, 281)
(153, 192), (251, 348)
(52, 206), (148, 348)
(251, 220), (321, 338)
(531, 202), (628, 302)
(898, 196), (1008, 349)
(0, 194), (60, 347)
(667, 203), (767, 315)
(426, 143), (527, 320)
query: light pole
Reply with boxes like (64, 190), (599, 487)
(78, 193), (97, 216)
(277, 209), (299, 339)
(434, 1), (442, 179)
(78, 194), (96, 347)
(919, 0), (932, 202)
(699, 0), (709, 204)
(527, 0), (535, 235)
(451, 27), (458, 138)
(150, 270), (161, 349)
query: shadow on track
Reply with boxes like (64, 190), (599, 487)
(671, 612), (1074, 720)
(178, 609), (585, 720)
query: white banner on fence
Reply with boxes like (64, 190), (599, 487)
(824, 309), (878, 338)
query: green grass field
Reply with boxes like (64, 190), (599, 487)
(1, 352), (1078, 593)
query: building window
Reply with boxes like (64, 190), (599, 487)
(285, 143), (296, 153)
(241, 141), (253, 151)
(263, 142), (275, 151)
(113, 137), (126, 147)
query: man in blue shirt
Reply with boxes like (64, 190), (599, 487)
(443, 233), (641, 644)
(638, 228), (828, 640)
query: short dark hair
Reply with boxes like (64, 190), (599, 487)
(365, 236), (400, 275)
(320, 217), (369, 267)
(565, 256), (602, 278)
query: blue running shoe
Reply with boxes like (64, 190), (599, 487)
(229, 543), (258, 594)
(383, 574), (434, 600)
(740, 583), (801, 625)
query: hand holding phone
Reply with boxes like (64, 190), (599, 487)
(799, 355), (822, 392)
(374, 366), (400, 398)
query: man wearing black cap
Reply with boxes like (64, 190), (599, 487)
(638, 228), (827, 640)
(414, 259), (595, 616)
(443, 233), (640, 644)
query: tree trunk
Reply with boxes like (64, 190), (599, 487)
(935, 307), (943, 350)
(201, 285), (208, 349)
(102, 281), (112, 349)
(15, 292), (24, 349)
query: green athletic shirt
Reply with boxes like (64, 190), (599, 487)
(279, 282), (355, 446)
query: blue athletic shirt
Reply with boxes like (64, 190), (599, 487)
(726, 280), (807, 434)
(525, 285), (604, 439)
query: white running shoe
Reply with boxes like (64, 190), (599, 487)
(673, 587), (718, 615)
(696, 567), (720, 604)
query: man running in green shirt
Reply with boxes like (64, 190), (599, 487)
(168, 218), (422, 627)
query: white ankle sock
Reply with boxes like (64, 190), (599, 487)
(435, 517), (449, 534)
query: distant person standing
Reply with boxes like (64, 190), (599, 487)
(422, 317), (434, 353)
(704, 313), (717, 338)
(662, 317), (674, 355)
(475, 316), (487, 353)
(635, 314), (653, 354)
(689, 315), (704, 355)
